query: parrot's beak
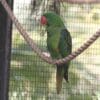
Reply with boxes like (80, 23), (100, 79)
(39, 23), (46, 36)
(38, 15), (47, 36)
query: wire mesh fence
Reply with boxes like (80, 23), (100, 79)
(9, 0), (100, 100)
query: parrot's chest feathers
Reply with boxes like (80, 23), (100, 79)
(46, 26), (65, 58)
(47, 35), (61, 58)
(47, 30), (60, 49)
(47, 35), (59, 49)
(47, 29), (61, 58)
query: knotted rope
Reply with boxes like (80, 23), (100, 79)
(0, 0), (100, 65)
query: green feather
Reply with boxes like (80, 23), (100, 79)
(43, 12), (72, 94)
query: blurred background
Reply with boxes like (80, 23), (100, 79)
(9, 0), (100, 100)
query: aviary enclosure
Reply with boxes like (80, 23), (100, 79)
(0, 0), (100, 100)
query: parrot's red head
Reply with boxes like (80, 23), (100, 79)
(40, 12), (64, 27)
(40, 16), (47, 25)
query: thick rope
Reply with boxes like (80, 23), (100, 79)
(0, 0), (54, 64)
(0, 0), (100, 65)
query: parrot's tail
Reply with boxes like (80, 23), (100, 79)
(64, 63), (70, 82)
(64, 70), (69, 82)
(56, 63), (69, 94)
(56, 65), (64, 94)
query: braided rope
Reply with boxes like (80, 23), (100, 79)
(0, 0), (100, 65)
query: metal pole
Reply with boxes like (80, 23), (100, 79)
(0, 0), (13, 100)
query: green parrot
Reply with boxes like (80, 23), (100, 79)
(40, 12), (72, 94)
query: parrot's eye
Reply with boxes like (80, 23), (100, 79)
(40, 16), (47, 25)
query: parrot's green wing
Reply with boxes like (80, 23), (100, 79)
(58, 28), (72, 82)
(59, 29), (72, 58)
